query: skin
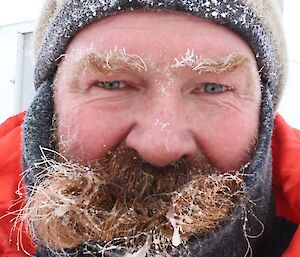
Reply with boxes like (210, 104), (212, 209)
(54, 11), (262, 171)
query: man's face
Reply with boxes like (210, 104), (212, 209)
(29, 11), (262, 253)
(54, 11), (261, 172)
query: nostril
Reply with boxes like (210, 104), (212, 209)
(125, 122), (198, 168)
(125, 139), (197, 167)
(136, 152), (192, 168)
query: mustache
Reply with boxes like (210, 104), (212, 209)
(23, 146), (246, 255)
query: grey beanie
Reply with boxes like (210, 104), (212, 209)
(22, 0), (291, 256)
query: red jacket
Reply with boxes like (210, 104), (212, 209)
(0, 112), (300, 257)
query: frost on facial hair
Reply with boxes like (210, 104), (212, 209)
(7, 144), (268, 257)
(166, 212), (182, 247)
(124, 240), (151, 257)
(54, 45), (150, 90)
(66, 46), (148, 73)
(171, 49), (249, 74)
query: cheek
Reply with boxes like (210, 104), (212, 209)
(56, 106), (130, 162)
(193, 107), (260, 171)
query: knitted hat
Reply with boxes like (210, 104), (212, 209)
(22, 0), (288, 256)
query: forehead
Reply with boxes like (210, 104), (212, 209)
(65, 11), (256, 65)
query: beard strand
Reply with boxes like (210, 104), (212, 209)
(23, 146), (248, 256)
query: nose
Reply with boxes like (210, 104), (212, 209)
(125, 98), (198, 167)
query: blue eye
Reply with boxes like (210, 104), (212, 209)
(202, 83), (227, 94)
(96, 81), (126, 90)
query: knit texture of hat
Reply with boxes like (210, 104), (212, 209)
(33, 0), (286, 108)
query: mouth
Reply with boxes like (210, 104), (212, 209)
(23, 146), (248, 256)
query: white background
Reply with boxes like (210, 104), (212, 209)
(0, 0), (43, 27)
(0, 0), (300, 127)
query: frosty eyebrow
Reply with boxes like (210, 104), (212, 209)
(78, 48), (148, 73)
(171, 49), (250, 74)
(68, 48), (249, 81)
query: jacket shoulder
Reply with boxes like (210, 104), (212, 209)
(0, 112), (36, 256)
(272, 114), (300, 224)
(0, 112), (25, 200)
(0, 112), (26, 139)
(0, 112), (25, 179)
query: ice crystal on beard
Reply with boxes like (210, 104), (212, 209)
(20, 146), (251, 256)
(124, 241), (151, 257)
(166, 212), (182, 247)
(9, 143), (268, 257)
(54, 206), (70, 218)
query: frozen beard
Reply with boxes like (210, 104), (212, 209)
(23, 144), (249, 256)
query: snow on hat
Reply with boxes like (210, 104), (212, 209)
(32, 0), (286, 108)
